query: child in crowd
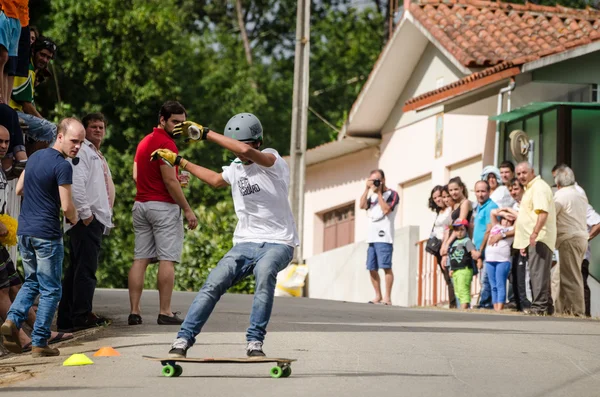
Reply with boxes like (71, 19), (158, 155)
(448, 220), (480, 309)
(485, 209), (516, 311)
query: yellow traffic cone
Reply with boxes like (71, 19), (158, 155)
(63, 353), (94, 366)
(93, 347), (121, 357)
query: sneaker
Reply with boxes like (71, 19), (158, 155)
(128, 313), (143, 325)
(0, 320), (22, 354)
(32, 345), (60, 357)
(168, 338), (190, 358)
(246, 341), (265, 357)
(157, 312), (184, 325)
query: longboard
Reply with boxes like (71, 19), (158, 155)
(143, 355), (297, 378)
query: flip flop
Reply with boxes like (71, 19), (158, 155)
(368, 301), (380, 304)
(380, 302), (392, 306)
(49, 332), (74, 345)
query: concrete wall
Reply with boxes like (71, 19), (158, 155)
(307, 226), (419, 307)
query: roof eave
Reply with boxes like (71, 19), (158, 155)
(403, 67), (521, 112)
(521, 39), (600, 73)
(341, 14), (429, 138)
(306, 137), (381, 166)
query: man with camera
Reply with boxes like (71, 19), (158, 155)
(359, 169), (399, 306)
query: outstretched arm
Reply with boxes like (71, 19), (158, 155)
(206, 131), (276, 168)
(183, 161), (229, 188)
(173, 121), (276, 167)
(150, 149), (228, 188)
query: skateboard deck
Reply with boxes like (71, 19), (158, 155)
(143, 355), (297, 378)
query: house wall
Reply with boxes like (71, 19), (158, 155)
(307, 225), (419, 306)
(303, 147), (379, 258)
(382, 43), (465, 133)
(377, 113), (495, 241)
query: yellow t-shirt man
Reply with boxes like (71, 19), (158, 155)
(514, 175), (557, 251)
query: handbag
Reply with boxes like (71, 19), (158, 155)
(425, 214), (442, 256)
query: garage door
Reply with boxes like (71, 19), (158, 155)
(400, 174), (433, 241)
(448, 156), (482, 202)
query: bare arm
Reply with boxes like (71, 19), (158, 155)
(132, 162), (137, 183)
(359, 187), (370, 210)
(459, 200), (471, 220)
(530, 211), (549, 246)
(59, 185), (78, 224)
(479, 223), (492, 252)
(182, 161), (229, 188)
(590, 223), (600, 241)
(160, 165), (193, 211)
(377, 190), (391, 215)
(21, 102), (43, 119)
(15, 170), (25, 196)
(207, 131), (276, 168)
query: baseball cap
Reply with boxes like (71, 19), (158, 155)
(452, 219), (469, 228)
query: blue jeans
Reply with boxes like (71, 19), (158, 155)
(17, 111), (57, 143)
(486, 261), (511, 304)
(478, 261), (493, 308)
(8, 236), (63, 347)
(177, 242), (294, 345)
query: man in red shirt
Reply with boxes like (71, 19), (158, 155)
(128, 101), (198, 326)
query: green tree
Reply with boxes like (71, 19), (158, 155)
(30, 1), (386, 292)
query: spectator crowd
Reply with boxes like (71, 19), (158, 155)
(427, 160), (600, 317)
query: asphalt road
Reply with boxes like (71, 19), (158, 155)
(1, 288), (600, 397)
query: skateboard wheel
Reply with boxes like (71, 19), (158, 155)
(270, 366), (283, 378)
(174, 364), (183, 377)
(282, 366), (292, 378)
(162, 364), (176, 377)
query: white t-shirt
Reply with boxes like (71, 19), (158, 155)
(221, 149), (299, 247)
(366, 189), (399, 244)
(432, 206), (452, 240)
(490, 185), (515, 208)
(485, 224), (514, 263)
(574, 184), (600, 261)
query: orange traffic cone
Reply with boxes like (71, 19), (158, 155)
(93, 346), (121, 357)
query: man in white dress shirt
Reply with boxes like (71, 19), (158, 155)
(57, 113), (115, 332)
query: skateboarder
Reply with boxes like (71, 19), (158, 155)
(151, 113), (298, 358)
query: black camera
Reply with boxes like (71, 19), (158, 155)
(373, 179), (381, 187)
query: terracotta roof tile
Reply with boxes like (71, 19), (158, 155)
(404, 0), (600, 110)
(409, 0), (600, 67)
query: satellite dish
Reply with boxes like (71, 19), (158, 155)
(509, 130), (531, 162)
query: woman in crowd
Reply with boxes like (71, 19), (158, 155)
(448, 177), (472, 225)
(428, 186), (456, 308)
(441, 177), (472, 273)
(485, 209), (516, 311)
(482, 166), (514, 208)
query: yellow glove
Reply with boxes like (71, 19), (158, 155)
(150, 149), (189, 169)
(172, 121), (209, 141)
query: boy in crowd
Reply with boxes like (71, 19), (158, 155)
(448, 219), (480, 309)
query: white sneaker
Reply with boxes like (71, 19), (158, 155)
(246, 340), (265, 357)
(169, 337), (190, 358)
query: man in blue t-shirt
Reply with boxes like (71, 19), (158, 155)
(472, 180), (498, 309)
(1, 118), (83, 357)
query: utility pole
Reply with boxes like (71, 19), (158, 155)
(289, 0), (310, 265)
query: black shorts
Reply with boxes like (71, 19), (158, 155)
(0, 246), (21, 289)
(7, 25), (29, 78)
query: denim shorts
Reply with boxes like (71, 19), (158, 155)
(366, 243), (393, 271)
(0, 12), (20, 57)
